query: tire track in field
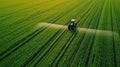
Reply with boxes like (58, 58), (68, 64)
(0, 1), (80, 62)
(110, 0), (117, 67)
(66, 0), (98, 66)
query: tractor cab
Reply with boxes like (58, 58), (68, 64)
(68, 19), (77, 30)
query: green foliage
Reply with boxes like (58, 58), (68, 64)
(0, 0), (120, 67)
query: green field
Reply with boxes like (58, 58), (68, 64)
(0, 0), (120, 67)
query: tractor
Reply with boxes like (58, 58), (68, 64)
(68, 19), (77, 30)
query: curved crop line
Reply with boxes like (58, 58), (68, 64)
(0, 0), (118, 67)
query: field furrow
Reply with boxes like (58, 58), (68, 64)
(0, 0), (120, 67)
